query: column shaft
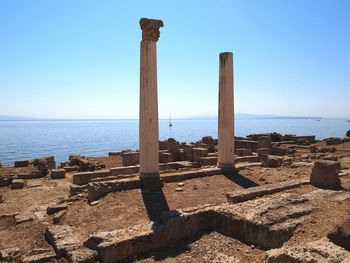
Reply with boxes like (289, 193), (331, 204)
(218, 52), (235, 169)
(139, 40), (159, 177)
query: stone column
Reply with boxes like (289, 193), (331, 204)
(139, 18), (163, 188)
(218, 52), (235, 170)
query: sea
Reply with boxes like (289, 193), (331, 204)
(0, 118), (349, 165)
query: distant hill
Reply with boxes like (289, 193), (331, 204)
(0, 115), (38, 121)
(0, 113), (324, 121)
(187, 113), (323, 120)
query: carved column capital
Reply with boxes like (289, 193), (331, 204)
(139, 18), (164, 42)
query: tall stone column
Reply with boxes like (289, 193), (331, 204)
(139, 18), (163, 188)
(218, 52), (235, 170)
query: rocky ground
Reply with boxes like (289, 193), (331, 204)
(1, 134), (350, 262)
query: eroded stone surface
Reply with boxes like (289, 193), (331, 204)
(45, 225), (81, 255)
(85, 192), (314, 262)
(266, 238), (350, 263)
(139, 18), (163, 41)
(328, 217), (350, 251)
(226, 178), (309, 203)
(310, 160), (341, 189)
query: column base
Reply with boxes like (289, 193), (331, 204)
(218, 163), (236, 173)
(140, 172), (163, 189)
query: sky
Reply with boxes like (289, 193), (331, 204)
(0, 0), (349, 119)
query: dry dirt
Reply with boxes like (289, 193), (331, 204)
(1, 143), (350, 262)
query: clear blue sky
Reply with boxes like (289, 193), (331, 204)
(0, 0), (349, 119)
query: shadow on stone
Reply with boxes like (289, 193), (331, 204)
(223, 170), (259, 188)
(141, 188), (170, 223)
(129, 231), (208, 262)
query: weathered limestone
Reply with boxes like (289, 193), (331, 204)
(326, 137), (343, 145)
(261, 154), (283, 168)
(46, 204), (68, 215)
(139, 18), (163, 188)
(226, 178), (309, 203)
(217, 52), (235, 170)
(267, 238), (350, 263)
(327, 217), (350, 251)
(45, 225), (97, 262)
(86, 192), (314, 262)
(192, 147), (209, 162)
(11, 179), (25, 190)
(51, 169), (66, 179)
(14, 160), (29, 167)
(310, 160), (341, 189)
(159, 152), (173, 163)
(121, 151), (139, 166)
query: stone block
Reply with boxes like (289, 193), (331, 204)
(257, 148), (272, 158)
(110, 166), (139, 176)
(328, 217), (350, 251)
(323, 155), (338, 161)
(11, 179), (25, 190)
(201, 136), (215, 152)
(257, 136), (272, 149)
(17, 171), (43, 179)
(261, 155), (283, 168)
(326, 137), (342, 145)
(317, 147), (336, 153)
(64, 165), (79, 172)
(159, 152), (173, 163)
(192, 147), (208, 162)
(88, 181), (121, 202)
(70, 184), (88, 196)
(22, 251), (57, 263)
(310, 160), (341, 189)
(53, 210), (67, 224)
(14, 213), (34, 224)
(235, 140), (259, 151)
(45, 225), (80, 256)
(183, 146), (194, 161)
(267, 239), (350, 263)
(271, 146), (287, 156)
(235, 148), (253, 156)
(51, 169), (66, 179)
(309, 145), (317, 153)
(66, 246), (97, 263)
(0, 248), (21, 262)
(200, 156), (218, 166)
(46, 204), (68, 215)
(226, 179), (309, 203)
(73, 170), (111, 185)
(47, 160), (56, 170)
(14, 160), (29, 167)
(0, 176), (12, 187)
(121, 151), (139, 166)
(296, 135), (316, 143)
(108, 152), (120, 156)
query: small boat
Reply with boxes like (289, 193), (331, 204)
(169, 113), (173, 127)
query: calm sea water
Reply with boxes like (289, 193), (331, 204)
(0, 119), (349, 165)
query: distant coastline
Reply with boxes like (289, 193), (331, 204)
(0, 113), (330, 121)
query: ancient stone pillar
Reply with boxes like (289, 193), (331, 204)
(139, 18), (163, 188)
(218, 52), (235, 170)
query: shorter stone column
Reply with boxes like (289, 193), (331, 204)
(218, 52), (235, 170)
